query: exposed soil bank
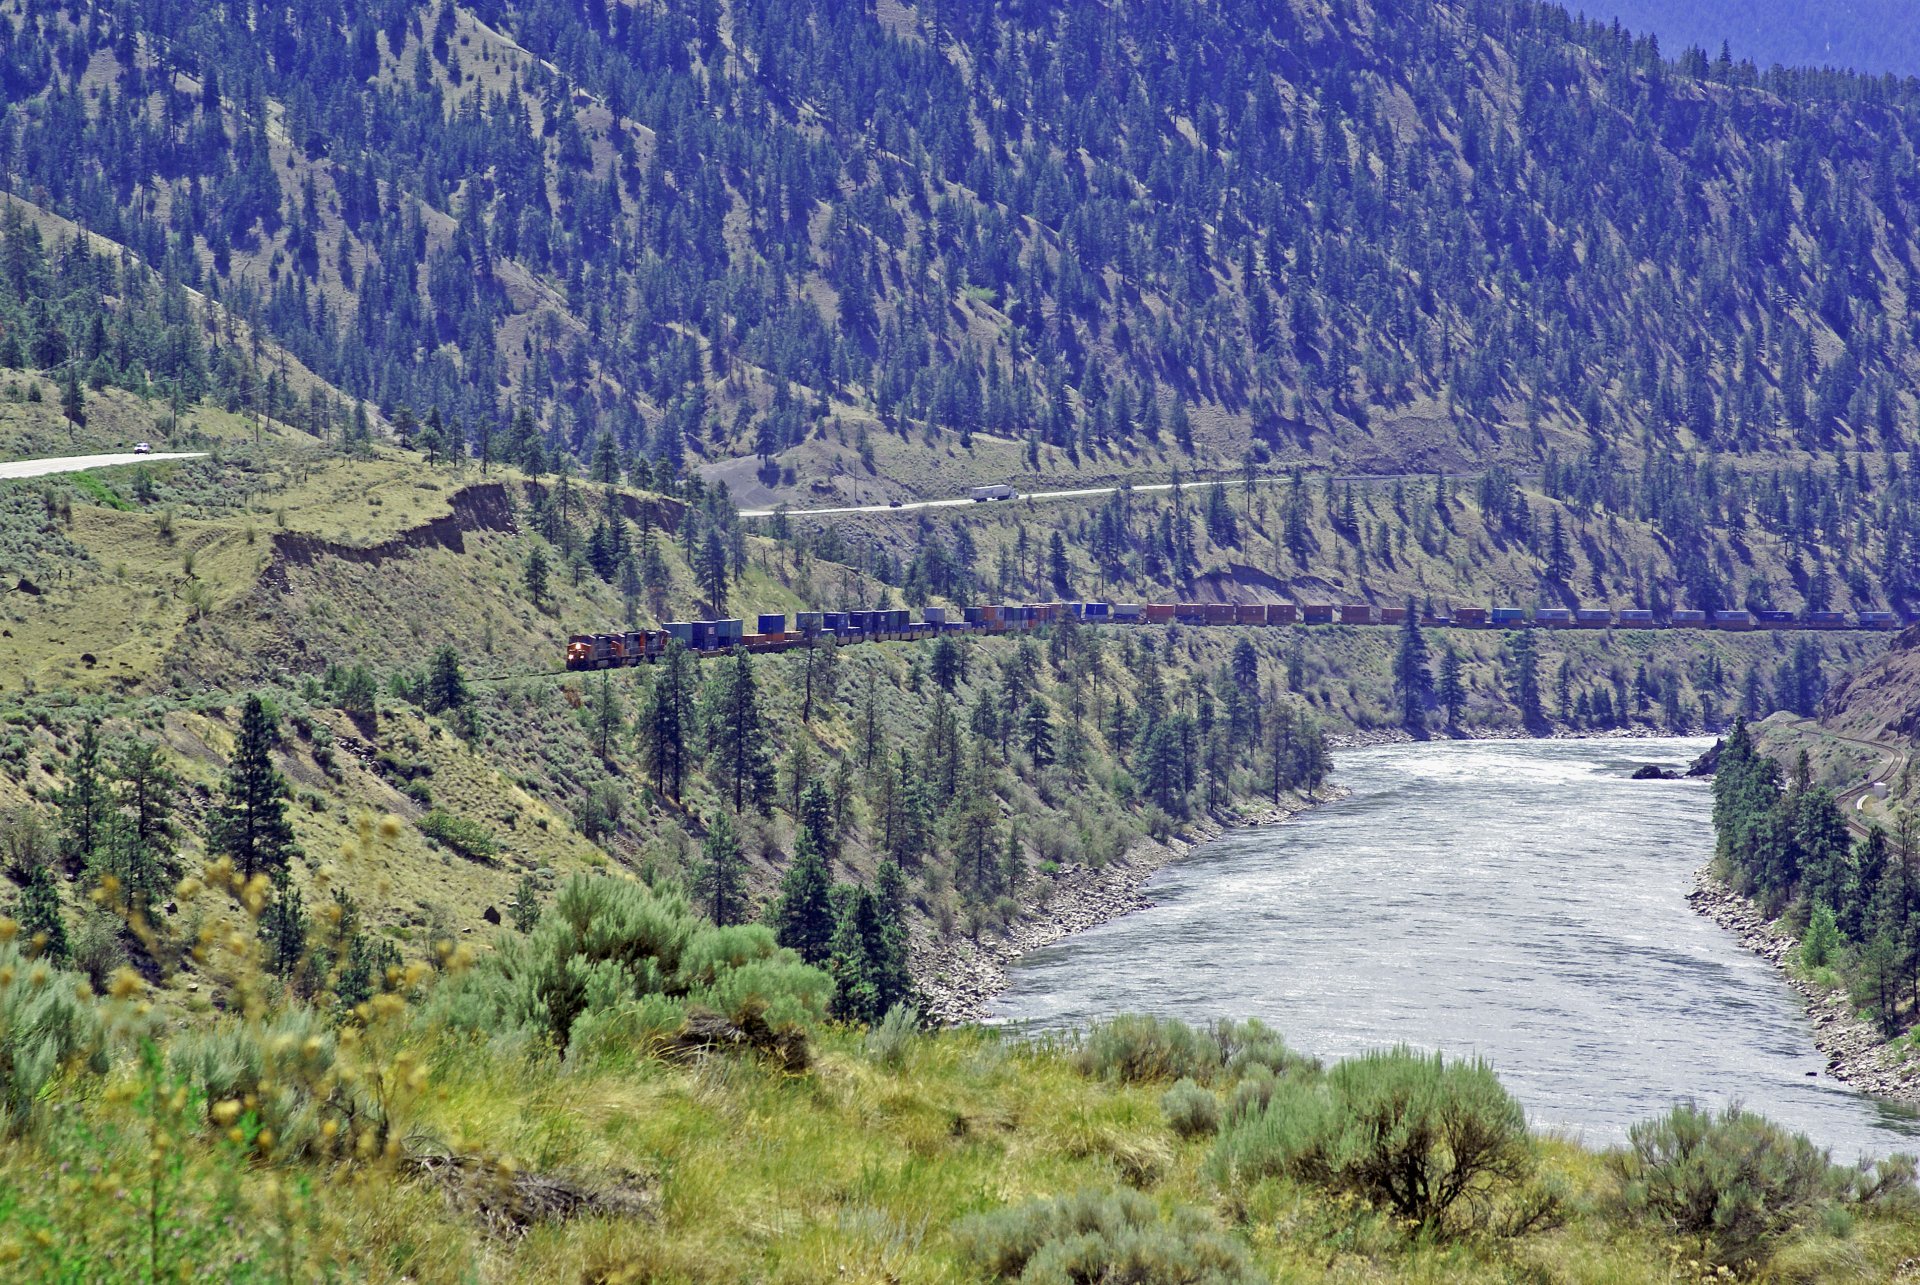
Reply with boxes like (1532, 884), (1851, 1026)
(1690, 868), (1920, 1106)
(915, 796), (1331, 1025)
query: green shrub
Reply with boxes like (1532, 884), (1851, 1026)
(416, 809), (497, 860)
(427, 875), (831, 1059)
(1074, 1015), (1217, 1084)
(167, 1005), (344, 1160)
(0, 940), (107, 1134)
(864, 1003), (919, 1071)
(1075, 1016), (1316, 1089)
(1161, 1078), (1221, 1139)
(954, 1185), (1260, 1284)
(1212, 1047), (1548, 1236)
(1609, 1103), (1882, 1266)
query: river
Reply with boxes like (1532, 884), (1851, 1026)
(994, 737), (1920, 1156)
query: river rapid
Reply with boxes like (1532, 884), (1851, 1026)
(994, 737), (1920, 1156)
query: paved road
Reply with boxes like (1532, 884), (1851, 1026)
(738, 468), (1524, 520)
(0, 451), (206, 480)
(739, 477), (1255, 519)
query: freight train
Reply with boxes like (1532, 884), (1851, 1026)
(563, 601), (1910, 669)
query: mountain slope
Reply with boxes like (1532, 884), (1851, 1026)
(7, 0), (1920, 502)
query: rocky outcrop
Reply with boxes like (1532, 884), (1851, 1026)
(915, 798), (1326, 1025)
(1689, 869), (1920, 1104)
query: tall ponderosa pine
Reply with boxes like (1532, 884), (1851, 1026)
(704, 648), (773, 814)
(211, 695), (296, 879)
(54, 717), (109, 871)
(105, 738), (177, 915)
(1392, 606), (1432, 732)
(643, 641), (694, 800)
(14, 859), (68, 965)
(1505, 630), (1543, 730)
(1438, 644), (1466, 730)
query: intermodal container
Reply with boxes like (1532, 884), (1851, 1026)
(1535, 608), (1573, 627)
(1204, 603), (1235, 625)
(1672, 610), (1708, 627)
(1454, 606), (1489, 626)
(1490, 607), (1527, 626)
(1617, 609), (1654, 627)
(889, 608), (911, 632)
(923, 607), (947, 626)
(1302, 604), (1334, 624)
(665, 621), (695, 644)
(1084, 602), (1111, 621)
(1144, 603), (1176, 623)
(1713, 610), (1755, 631)
(717, 618), (745, 641)
(1576, 609), (1612, 627)
(1032, 603), (1060, 623)
(823, 611), (846, 631)
(1062, 602), (1085, 619)
(1339, 604), (1374, 625)
(1754, 609), (1794, 626)
(1806, 611), (1846, 629)
(797, 612), (825, 634)
(1176, 602), (1207, 623)
(1236, 603), (1269, 625)
(1860, 611), (1901, 629)
(1269, 603), (1299, 624)
(757, 614), (787, 635)
(1378, 606), (1408, 625)
(1112, 604), (1144, 622)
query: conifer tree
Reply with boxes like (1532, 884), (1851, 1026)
(643, 640), (694, 800)
(54, 717), (108, 872)
(696, 810), (748, 926)
(1392, 605), (1432, 732)
(210, 694), (296, 879)
(773, 828), (834, 964)
(704, 648), (773, 814)
(1438, 644), (1466, 730)
(14, 859), (68, 965)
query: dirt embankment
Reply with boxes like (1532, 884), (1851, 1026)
(268, 481), (683, 575)
(915, 794), (1332, 1025)
(1690, 869), (1920, 1105)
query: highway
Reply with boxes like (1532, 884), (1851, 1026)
(0, 451), (206, 479)
(739, 476), (1254, 519)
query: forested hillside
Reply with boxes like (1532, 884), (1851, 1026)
(7, 0), (1920, 506)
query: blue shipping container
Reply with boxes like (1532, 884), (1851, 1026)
(757, 614), (787, 634)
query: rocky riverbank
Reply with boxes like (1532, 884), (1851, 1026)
(915, 795), (1330, 1024)
(1689, 868), (1920, 1105)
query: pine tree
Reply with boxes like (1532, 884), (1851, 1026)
(524, 541), (550, 605)
(704, 648), (774, 814)
(210, 694), (296, 879)
(1022, 697), (1055, 766)
(1438, 644), (1466, 730)
(510, 874), (541, 933)
(643, 641), (693, 800)
(14, 859), (68, 965)
(1506, 631), (1543, 731)
(773, 828), (834, 964)
(54, 717), (108, 871)
(827, 884), (886, 1024)
(695, 811), (748, 926)
(108, 738), (177, 916)
(425, 645), (471, 717)
(260, 866), (308, 979)
(60, 364), (84, 426)
(1392, 606), (1432, 732)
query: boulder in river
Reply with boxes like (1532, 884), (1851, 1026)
(1631, 764), (1676, 780)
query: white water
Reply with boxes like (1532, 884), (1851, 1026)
(994, 737), (1920, 1156)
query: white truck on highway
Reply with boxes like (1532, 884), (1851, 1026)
(969, 484), (1016, 501)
